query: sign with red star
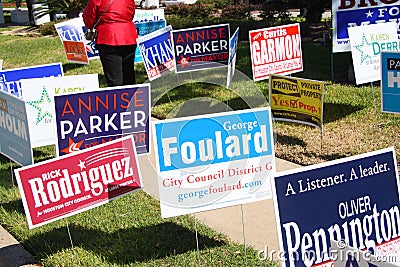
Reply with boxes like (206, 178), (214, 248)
(15, 135), (143, 229)
(172, 24), (230, 73)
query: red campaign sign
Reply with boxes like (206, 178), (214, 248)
(63, 40), (89, 64)
(15, 135), (142, 229)
(249, 23), (303, 81)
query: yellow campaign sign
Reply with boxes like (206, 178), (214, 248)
(269, 74), (324, 128)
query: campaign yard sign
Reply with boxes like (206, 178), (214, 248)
(172, 24), (230, 73)
(348, 22), (398, 85)
(249, 23), (303, 81)
(133, 8), (165, 24)
(54, 84), (150, 156)
(153, 107), (276, 218)
(333, 0), (400, 53)
(227, 27), (239, 88)
(21, 74), (100, 148)
(269, 74), (324, 129)
(15, 135), (142, 229)
(134, 20), (167, 64)
(381, 51), (400, 114)
(54, 18), (90, 64)
(0, 63), (63, 98)
(137, 25), (175, 81)
(63, 40), (89, 64)
(0, 90), (33, 166)
(133, 9), (166, 64)
(272, 147), (400, 267)
(54, 18), (83, 42)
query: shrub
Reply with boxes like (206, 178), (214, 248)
(197, 0), (239, 9)
(164, 3), (214, 19)
(39, 21), (59, 36)
(165, 15), (224, 30)
(258, 0), (291, 24)
(166, 15), (277, 41)
(220, 3), (254, 20)
(34, 0), (87, 19)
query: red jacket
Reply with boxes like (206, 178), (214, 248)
(82, 0), (138, 46)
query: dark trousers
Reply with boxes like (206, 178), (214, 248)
(26, 0), (34, 23)
(97, 44), (137, 87)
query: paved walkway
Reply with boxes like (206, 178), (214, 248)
(0, 225), (37, 267)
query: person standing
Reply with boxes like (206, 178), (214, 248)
(15, 0), (21, 10)
(83, 0), (138, 86)
(26, 0), (34, 23)
(15, 0), (34, 24)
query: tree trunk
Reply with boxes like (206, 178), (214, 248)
(305, 2), (324, 23)
(298, 0), (326, 23)
(67, 8), (81, 18)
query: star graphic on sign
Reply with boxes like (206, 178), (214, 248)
(77, 159), (86, 170)
(178, 55), (191, 69)
(61, 137), (84, 154)
(353, 33), (372, 64)
(365, 10), (374, 18)
(26, 87), (53, 125)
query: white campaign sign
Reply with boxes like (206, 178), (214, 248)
(133, 8), (165, 24)
(348, 22), (399, 85)
(21, 74), (99, 148)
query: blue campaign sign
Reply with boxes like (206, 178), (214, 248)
(172, 24), (230, 73)
(55, 20), (82, 42)
(333, 1), (400, 53)
(134, 20), (167, 63)
(55, 18), (98, 60)
(0, 63), (63, 98)
(82, 26), (99, 59)
(0, 90), (33, 166)
(381, 52), (400, 114)
(335, 8), (398, 39)
(227, 27), (239, 88)
(136, 20), (167, 36)
(229, 27), (239, 64)
(153, 107), (276, 218)
(137, 26), (175, 81)
(154, 107), (274, 172)
(54, 84), (151, 156)
(273, 147), (400, 267)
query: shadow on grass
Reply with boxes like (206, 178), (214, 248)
(0, 154), (11, 165)
(0, 199), (25, 215)
(62, 63), (108, 86)
(154, 84), (217, 106)
(275, 133), (306, 147)
(24, 221), (226, 265)
(167, 96), (265, 118)
(62, 63), (88, 72)
(32, 147), (55, 163)
(323, 102), (364, 123)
